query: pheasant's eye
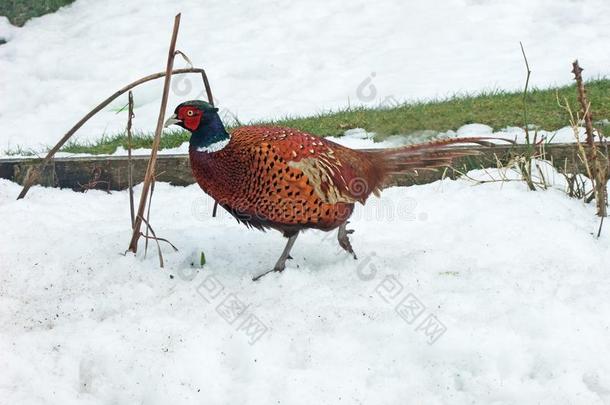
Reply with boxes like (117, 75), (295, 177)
(186, 110), (195, 117)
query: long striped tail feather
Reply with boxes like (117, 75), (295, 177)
(363, 136), (514, 185)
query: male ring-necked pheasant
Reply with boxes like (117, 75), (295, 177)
(165, 100), (497, 280)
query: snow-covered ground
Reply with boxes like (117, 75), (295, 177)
(2, 0), (610, 153)
(1, 165), (610, 404)
(331, 124), (591, 149)
(3, 2), (610, 403)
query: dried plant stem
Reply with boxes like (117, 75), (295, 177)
(519, 42), (536, 191)
(144, 180), (155, 258)
(174, 50), (194, 67)
(572, 60), (607, 219)
(127, 13), (181, 254)
(16, 66), (213, 200)
(138, 215), (165, 267)
(136, 179), (179, 267)
(139, 233), (179, 251)
(572, 61), (595, 146)
(520, 42), (532, 146)
(560, 98), (595, 181)
(127, 91), (135, 229)
(454, 157), (548, 188)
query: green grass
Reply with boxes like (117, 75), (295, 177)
(0, 0), (76, 27)
(270, 79), (610, 139)
(25, 79), (610, 155)
(62, 130), (190, 155)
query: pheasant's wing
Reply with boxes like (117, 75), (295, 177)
(241, 126), (382, 204)
(284, 146), (378, 204)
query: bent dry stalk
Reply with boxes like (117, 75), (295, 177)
(127, 12), (180, 255)
(15, 64), (215, 200)
(127, 90), (135, 229)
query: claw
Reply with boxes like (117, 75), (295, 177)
(253, 233), (298, 281)
(252, 266), (283, 281)
(337, 222), (358, 260)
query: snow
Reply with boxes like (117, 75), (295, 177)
(2, 0), (610, 154)
(2, 1), (610, 402)
(330, 124), (590, 151)
(453, 123), (592, 144)
(2, 165), (610, 403)
(0, 16), (16, 42)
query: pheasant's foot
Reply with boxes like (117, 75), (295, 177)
(252, 266), (283, 281)
(338, 222), (357, 260)
(252, 233), (299, 281)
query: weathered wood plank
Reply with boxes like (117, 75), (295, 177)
(0, 143), (596, 192)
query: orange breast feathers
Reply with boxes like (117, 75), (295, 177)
(231, 126), (383, 205)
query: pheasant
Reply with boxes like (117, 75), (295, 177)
(165, 100), (499, 280)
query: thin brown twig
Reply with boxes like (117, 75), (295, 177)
(127, 13), (181, 254)
(78, 180), (111, 193)
(144, 179), (155, 258)
(519, 42), (536, 191)
(174, 50), (193, 68)
(597, 134), (609, 237)
(200, 72), (215, 107)
(127, 91), (135, 229)
(139, 233), (179, 251)
(78, 166), (111, 193)
(519, 42), (532, 146)
(137, 214), (164, 267)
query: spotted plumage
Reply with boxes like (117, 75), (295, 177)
(189, 125), (361, 235)
(165, 100), (500, 280)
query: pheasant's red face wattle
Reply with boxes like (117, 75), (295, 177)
(177, 106), (202, 131)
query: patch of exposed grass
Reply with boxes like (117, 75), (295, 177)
(61, 130), (190, 155)
(0, 0), (76, 26)
(16, 79), (610, 156)
(269, 78), (610, 140)
(2, 145), (37, 157)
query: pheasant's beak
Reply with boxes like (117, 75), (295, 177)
(164, 114), (181, 128)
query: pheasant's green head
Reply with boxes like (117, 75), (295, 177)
(166, 100), (229, 150)
(165, 100), (219, 132)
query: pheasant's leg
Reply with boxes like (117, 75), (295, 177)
(337, 222), (357, 259)
(252, 233), (299, 281)
(273, 233), (299, 271)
